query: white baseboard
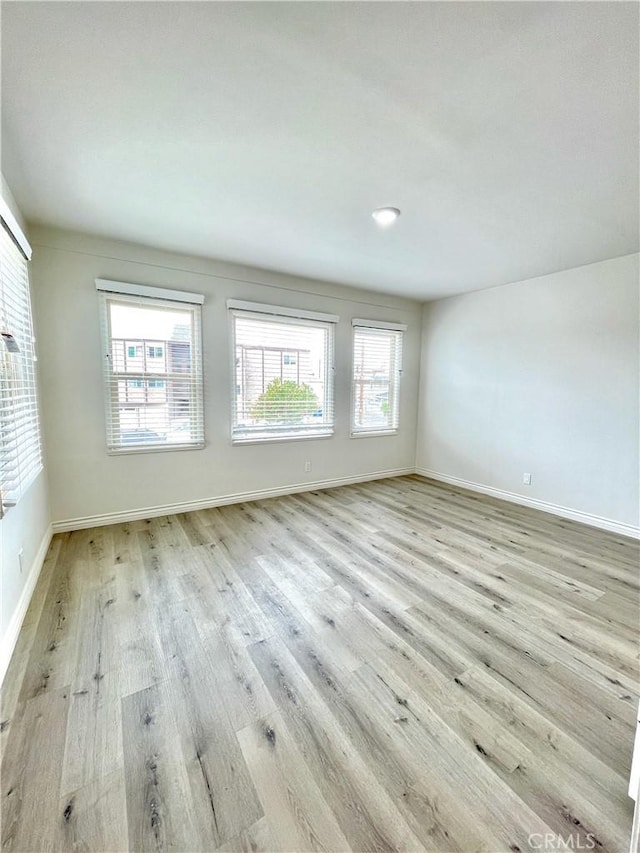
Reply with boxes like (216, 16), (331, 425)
(0, 523), (53, 687)
(51, 467), (415, 532)
(415, 468), (640, 540)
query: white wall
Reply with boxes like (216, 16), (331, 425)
(0, 175), (51, 681)
(29, 226), (422, 526)
(416, 253), (640, 534)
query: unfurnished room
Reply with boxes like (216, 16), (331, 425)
(0, 2), (639, 852)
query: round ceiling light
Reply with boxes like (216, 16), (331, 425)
(372, 207), (401, 227)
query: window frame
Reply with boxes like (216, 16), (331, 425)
(227, 300), (338, 445)
(96, 280), (205, 455)
(0, 213), (43, 516)
(350, 318), (406, 438)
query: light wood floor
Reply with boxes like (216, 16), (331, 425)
(1, 475), (638, 852)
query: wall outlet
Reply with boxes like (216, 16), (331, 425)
(17, 547), (24, 574)
(523, 473), (532, 486)
(304, 461), (312, 473)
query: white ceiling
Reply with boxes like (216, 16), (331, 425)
(2, 1), (638, 299)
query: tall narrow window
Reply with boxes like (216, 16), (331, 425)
(228, 300), (337, 442)
(0, 219), (42, 513)
(351, 319), (406, 436)
(96, 280), (204, 452)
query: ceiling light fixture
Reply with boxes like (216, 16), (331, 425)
(372, 207), (401, 227)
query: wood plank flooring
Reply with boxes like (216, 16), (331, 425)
(1, 475), (638, 852)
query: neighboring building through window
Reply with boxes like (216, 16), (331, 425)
(0, 218), (42, 514)
(351, 319), (406, 436)
(229, 300), (338, 442)
(96, 280), (204, 451)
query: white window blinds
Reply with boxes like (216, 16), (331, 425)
(351, 320), (405, 435)
(0, 221), (42, 513)
(97, 282), (204, 452)
(229, 301), (336, 442)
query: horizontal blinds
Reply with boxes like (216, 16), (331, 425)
(99, 291), (204, 451)
(352, 325), (403, 434)
(231, 309), (334, 441)
(0, 222), (43, 512)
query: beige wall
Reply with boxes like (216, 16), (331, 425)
(416, 253), (640, 533)
(29, 226), (422, 526)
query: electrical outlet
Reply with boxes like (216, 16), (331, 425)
(523, 473), (532, 486)
(304, 461), (312, 473)
(17, 547), (24, 574)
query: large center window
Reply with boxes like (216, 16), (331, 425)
(229, 300), (337, 443)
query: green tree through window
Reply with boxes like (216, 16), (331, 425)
(250, 378), (319, 423)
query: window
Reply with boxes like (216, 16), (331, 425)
(351, 319), (405, 436)
(0, 218), (42, 514)
(228, 299), (337, 442)
(96, 280), (204, 452)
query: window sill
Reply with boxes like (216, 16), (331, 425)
(232, 431), (334, 446)
(107, 442), (205, 456)
(350, 429), (399, 439)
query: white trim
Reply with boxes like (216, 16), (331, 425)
(350, 429), (398, 438)
(232, 432), (334, 446)
(0, 197), (31, 260)
(227, 298), (339, 324)
(415, 468), (640, 540)
(351, 318), (408, 331)
(630, 717), (640, 799)
(630, 709), (640, 852)
(107, 442), (206, 455)
(0, 523), (53, 687)
(95, 279), (204, 305)
(50, 468), (414, 532)
(631, 800), (640, 853)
